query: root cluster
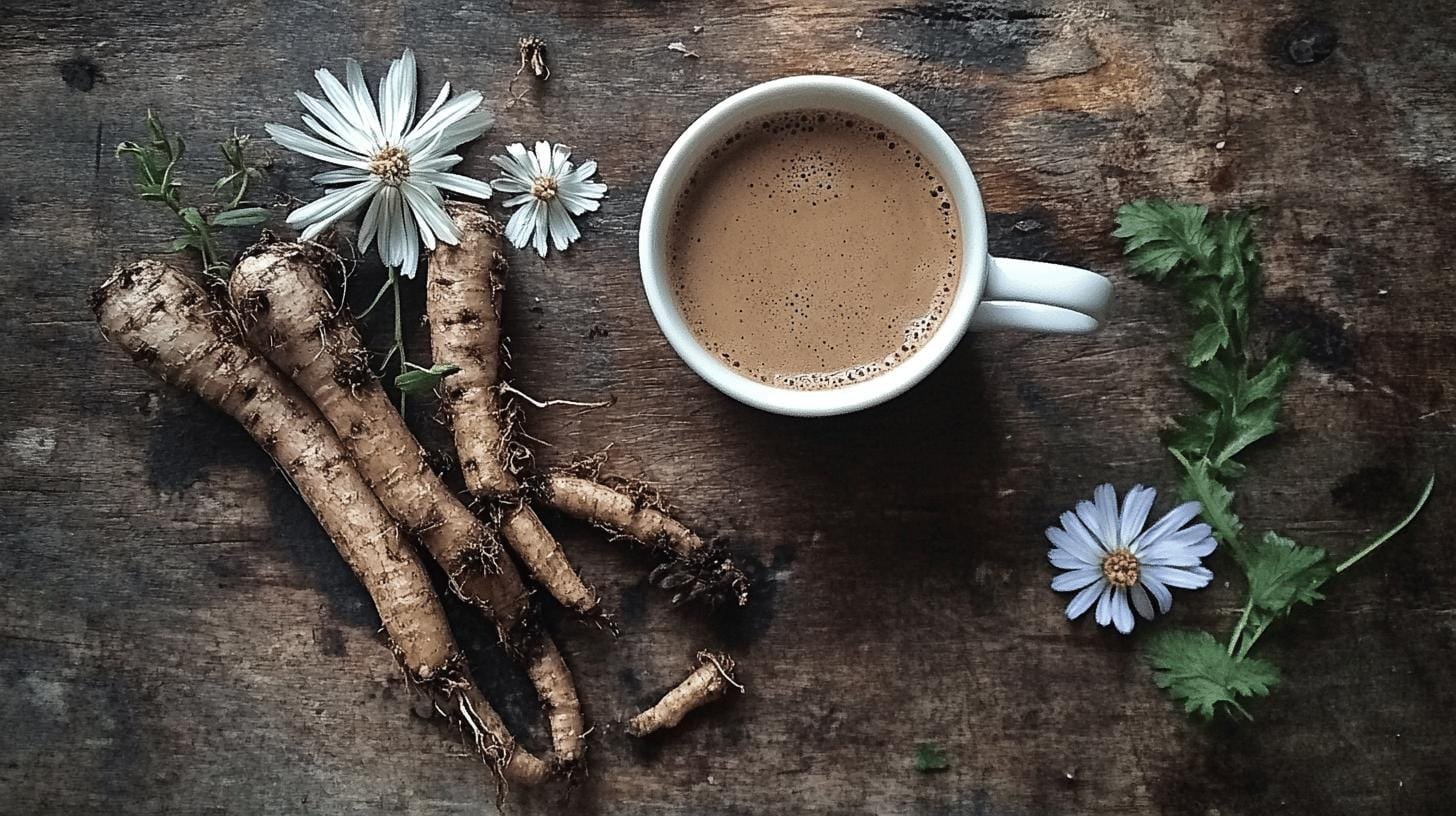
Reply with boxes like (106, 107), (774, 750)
(92, 206), (747, 789)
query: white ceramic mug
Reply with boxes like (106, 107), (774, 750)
(639, 76), (1113, 417)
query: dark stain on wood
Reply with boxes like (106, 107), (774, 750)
(59, 55), (104, 92)
(873, 0), (1052, 68)
(1284, 19), (1340, 66)
(314, 625), (349, 657)
(1262, 297), (1355, 373)
(1330, 463), (1406, 514)
(144, 394), (253, 492)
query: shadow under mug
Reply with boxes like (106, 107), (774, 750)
(639, 75), (1114, 417)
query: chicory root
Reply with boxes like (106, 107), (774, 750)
(229, 241), (585, 766)
(426, 203), (605, 621)
(626, 651), (741, 737)
(427, 204), (744, 609)
(91, 260), (550, 784)
(543, 473), (749, 608)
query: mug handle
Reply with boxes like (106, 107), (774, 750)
(968, 257), (1113, 334)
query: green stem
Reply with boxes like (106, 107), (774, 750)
(1334, 473), (1435, 574)
(358, 274), (396, 320)
(389, 265), (407, 414)
(1236, 620), (1269, 660)
(1226, 599), (1254, 657)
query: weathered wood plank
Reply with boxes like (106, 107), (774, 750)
(2, 1), (1454, 814)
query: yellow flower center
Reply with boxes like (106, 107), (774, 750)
(1101, 548), (1140, 587)
(532, 175), (558, 200)
(369, 145), (410, 186)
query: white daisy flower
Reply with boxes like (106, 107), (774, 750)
(490, 141), (607, 257)
(1046, 484), (1216, 635)
(265, 49), (496, 279)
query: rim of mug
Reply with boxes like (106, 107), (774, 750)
(639, 75), (989, 417)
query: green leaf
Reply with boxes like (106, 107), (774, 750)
(1188, 320), (1229, 367)
(1144, 629), (1280, 720)
(1113, 200), (1216, 280)
(1173, 451), (1245, 560)
(1243, 337), (1302, 411)
(1165, 411), (1218, 460)
(394, 362), (461, 395)
(166, 235), (202, 253)
(1212, 399), (1280, 467)
(912, 742), (950, 773)
(1244, 532), (1331, 618)
(179, 207), (207, 231)
(209, 206), (270, 227)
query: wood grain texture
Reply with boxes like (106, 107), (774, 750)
(2, 1), (1454, 814)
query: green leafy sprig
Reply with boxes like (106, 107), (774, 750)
(1114, 200), (1435, 721)
(116, 111), (269, 280)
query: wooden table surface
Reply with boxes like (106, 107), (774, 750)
(3, 1), (1453, 814)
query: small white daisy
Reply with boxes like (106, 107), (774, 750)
(490, 141), (607, 257)
(266, 49), (496, 279)
(1046, 484), (1216, 635)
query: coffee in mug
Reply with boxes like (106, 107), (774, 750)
(667, 111), (961, 390)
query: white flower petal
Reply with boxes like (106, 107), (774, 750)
(404, 90), (483, 154)
(1060, 510), (1108, 555)
(376, 187), (405, 265)
(1065, 580), (1104, 620)
(1140, 574), (1174, 613)
(1119, 485), (1157, 547)
(547, 200), (579, 251)
(1142, 565), (1213, 590)
(379, 48), (416, 141)
(503, 199), (537, 249)
(1111, 588), (1134, 634)
(1051, 567), (1102, 592)
(413, 155), (463, 172)
(1093, 484), (1121, 547)
(422, 111), (494, 158)
(1147, 522), (1213, 552)
(398, 213), (420, 279)
(1046, 526), (1102, 566)
(1186, 536), (1218, 557)
(1138, 551), (1208, 568)
(533, 141), (554, 176)
(313, 68), (367, 141)
(1139, 526), (1217, 565)
(288, 180), (380, 237)
(501, 191), (537, 208)
(1094, 584), (1115, 626)
(299, 114), (362, 153)
(402, 181), (461, 247)
(492, 143), (538, 185)
(358, 186), (389, 252)
(344, 58), (385, 145)
(417, 170), (494, 200)
(492, 176), (532, 194)
(556, 190), (603, 217)
(312, 168), (372, 186)
(415, 82), (451, 129)
(1129, 583), (1155, 620)
(549, 142), (572, 173)
(266, 123), (371, 169)
(295, 92), (373, 154)
(561, 159), (598, 183)
(532, 200), (549, 257)
(1131, 500), (1204, 551)
(1049, 547), (1088, 570)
